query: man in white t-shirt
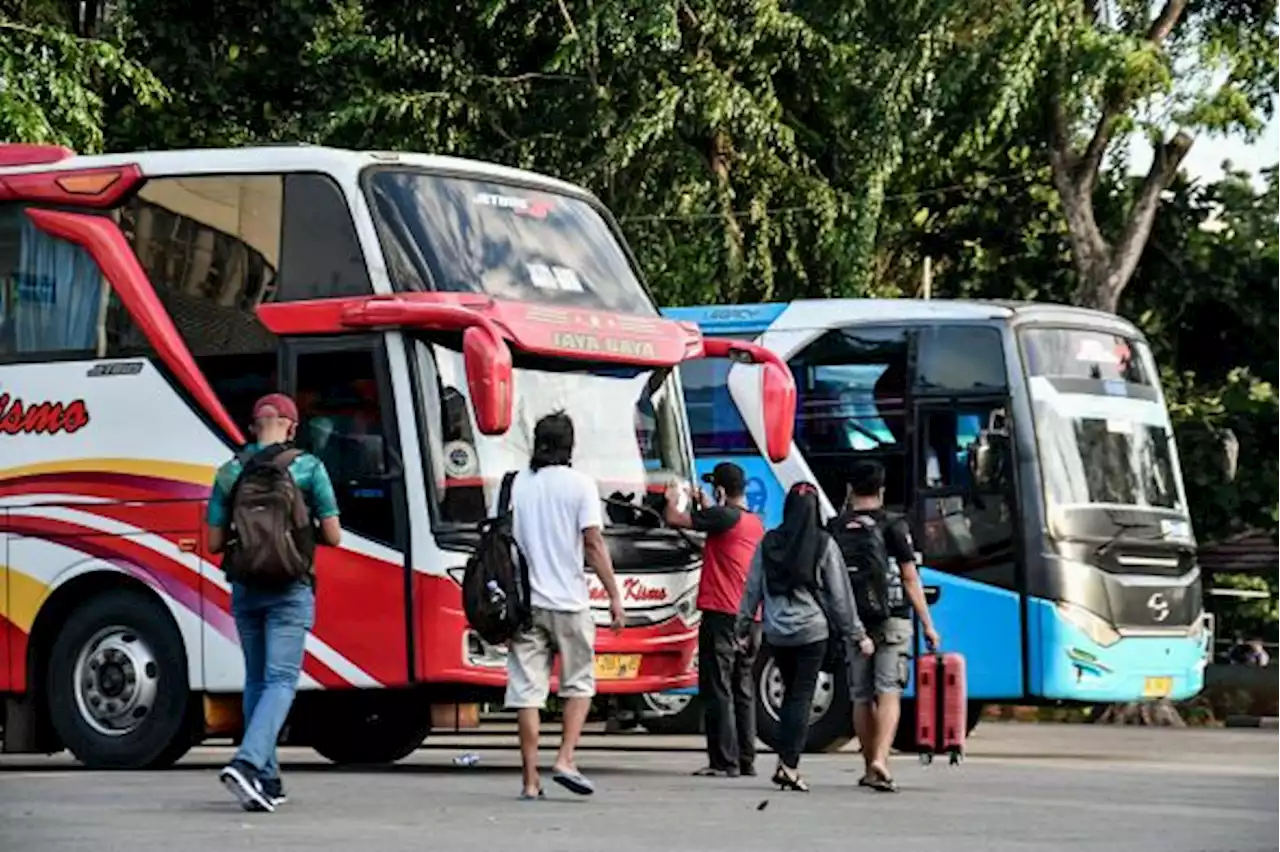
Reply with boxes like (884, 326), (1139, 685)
(496, 411), (625, 800)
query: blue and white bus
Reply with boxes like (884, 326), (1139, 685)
(652, 299), (1215, 751)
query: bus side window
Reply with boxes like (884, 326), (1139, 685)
(118, 174), (285, 426)
(677, 358), (757, 455)
(789, 325), (910, 514)
(915, 326), (1007, 394)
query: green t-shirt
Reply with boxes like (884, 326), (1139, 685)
(206, 442), (340, 528)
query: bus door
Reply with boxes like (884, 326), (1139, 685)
(909, 324), (1023, 699)
(278, 335), (414, 687)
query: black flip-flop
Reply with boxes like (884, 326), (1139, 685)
(868, 773), (898, 793)
(552, 769), (595, 796)
(518, 788), (546, 801)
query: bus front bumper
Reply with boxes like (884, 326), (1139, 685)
(1030, 597), (1210, 703)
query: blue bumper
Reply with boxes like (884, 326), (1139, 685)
(1027, 597), (1209, 702)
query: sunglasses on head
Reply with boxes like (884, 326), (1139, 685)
(792, 483), (818, 496)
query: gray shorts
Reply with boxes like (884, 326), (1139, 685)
(504, 607), (596, 708)
(849, 617), (913, 703)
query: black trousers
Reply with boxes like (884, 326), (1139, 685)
(771, 639), (826, 770)
(698, 611), (760, 770)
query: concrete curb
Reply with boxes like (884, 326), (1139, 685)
(1223, 715), (1279, 729)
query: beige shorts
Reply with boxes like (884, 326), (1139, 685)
(849, 617), (913, 703)
(504, 607), (597, 708)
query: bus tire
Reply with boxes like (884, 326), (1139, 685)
(638, 693), (704, 736)
(753, 645), (853, 755)
(307, 698), (430, 765)
(45, 588), (195, 769)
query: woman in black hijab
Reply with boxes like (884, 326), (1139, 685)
(737, 482), (868, 790)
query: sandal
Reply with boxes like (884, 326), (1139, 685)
(867, 765), (898, 793)
(774, 766), (810, 792)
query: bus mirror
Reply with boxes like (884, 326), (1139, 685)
(987, 407), (1009, 437)
(761, 360), (796, 462)
(462, 326), (513, 435)
(968, 433), (997, 487)
(1219, 427), (1239, 483)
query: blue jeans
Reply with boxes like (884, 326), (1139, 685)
(231, 581), (314, 779)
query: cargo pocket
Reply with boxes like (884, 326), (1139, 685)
(896, 652), (910, 689)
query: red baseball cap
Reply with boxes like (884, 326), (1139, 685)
(252, 393), (299, 423)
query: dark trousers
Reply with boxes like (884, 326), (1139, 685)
(771, 639), (826, 769)
(698, 611), (760, 770)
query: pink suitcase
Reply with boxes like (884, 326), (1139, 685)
(914, 651), (967, 765)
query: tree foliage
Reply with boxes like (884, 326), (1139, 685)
(1043, 0), (1278, 313)
(0, 2), (165, 153)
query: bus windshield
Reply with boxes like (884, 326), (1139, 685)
(365, 168), (654, 315)
(422, 343), (690, 526)
(1020, 327), (1187, 514)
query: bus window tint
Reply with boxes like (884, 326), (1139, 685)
(366, 170), (654, 315)
(118, 175), (283, 422)
(789, 326), (910, 511)
(678, 358), (756, 455)
(916, 326), (1007, 393)
(1021, 327), (1153, 386)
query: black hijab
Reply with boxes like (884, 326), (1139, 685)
(761, 483), (825, 594)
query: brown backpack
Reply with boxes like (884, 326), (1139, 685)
(222, 444), (316, 589)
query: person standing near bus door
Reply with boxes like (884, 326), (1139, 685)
(832, 460), (940, 793)
(207, 393), (342, 812)
(501, 412), (626, 800)
(665, 463), (765, 777)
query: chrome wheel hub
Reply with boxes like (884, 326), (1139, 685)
(73, 626), (160, 737)
(759, 658), (835, 724)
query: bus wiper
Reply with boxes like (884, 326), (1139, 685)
(600, 493), (702, 555)
(1093, 508), (1164, 558)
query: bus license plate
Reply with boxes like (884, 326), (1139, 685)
(1143, 676), (1172, 698)
(594, 654), (641, 680)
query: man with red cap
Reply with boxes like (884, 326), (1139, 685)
(207, 393), (342, 812)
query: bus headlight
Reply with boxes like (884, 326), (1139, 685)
(1056, 602), (1122, 648)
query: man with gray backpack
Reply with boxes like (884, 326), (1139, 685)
(207, 393), (342, 812)
(828, 460), (940, 793)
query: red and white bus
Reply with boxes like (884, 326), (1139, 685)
(0, 144), (795, 768)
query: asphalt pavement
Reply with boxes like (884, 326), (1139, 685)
(1, 723), (1275, 852)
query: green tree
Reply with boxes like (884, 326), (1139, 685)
(110, 0), (1055, 305)
(1043, 0), (1278, 313)
(0, 1), (164, 153)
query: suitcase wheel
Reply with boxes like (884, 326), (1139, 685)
(948, 751), (963, 766)
(919, 752), (934, 766)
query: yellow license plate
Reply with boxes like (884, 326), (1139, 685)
(1143, 676), (1172, 698)
(594, 654), (642, 680)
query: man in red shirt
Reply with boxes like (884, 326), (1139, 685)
(666, 462), (765, 777)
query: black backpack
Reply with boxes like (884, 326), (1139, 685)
(828, 509), (905, 624)
(222, 444), (316, 589)
(462, 471), (530, 645)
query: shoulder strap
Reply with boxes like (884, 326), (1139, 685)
(497, 471), (518, 517)
(271, 447), (304, 471)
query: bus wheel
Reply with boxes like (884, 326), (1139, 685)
(307, 698), (430, 765)
(753, 645), (853, 754)
(638, 692), (703, 736)
(46, 589), (195, 769)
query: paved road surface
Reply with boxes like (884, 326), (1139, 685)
(2, 723), (1275, 852)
